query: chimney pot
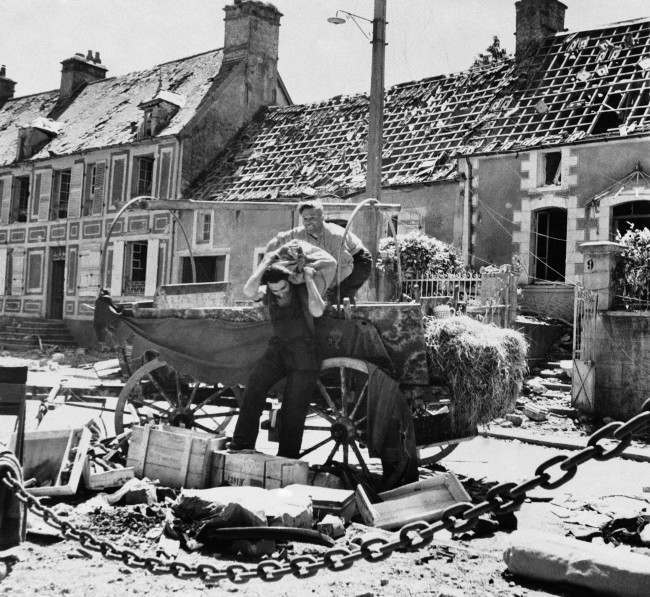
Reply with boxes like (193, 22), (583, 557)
(86, 50), (93, 61)
(0, 64), (16, 106)
(0, 65), (5, 77)
(94, 51), (101, 64)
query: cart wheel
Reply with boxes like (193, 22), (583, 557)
(416, 442), (459, 466)
(114, 357), (238, 435)
(301, 357), (375, 479)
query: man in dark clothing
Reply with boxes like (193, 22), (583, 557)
(230, 256), (326, 458)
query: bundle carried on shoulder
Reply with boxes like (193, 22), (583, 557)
(274, 239), (337, 294)
(424, 315), (528, 434)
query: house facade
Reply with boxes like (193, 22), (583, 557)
(185, 0), (650, 324)
(0, 0), (289, 343)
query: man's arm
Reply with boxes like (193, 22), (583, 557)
(265, 229), (294, 254)
(303, 266), (325, 317)
(243, 252), (277, 298)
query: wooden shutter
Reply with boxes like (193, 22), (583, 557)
(0, 176), (10, 224)
(66, 246), (78, 296)
(91, 161), (106, 215)
(31, 173), (41, 219)
(10, 248), (25, 296)
(68, 162), (84, 218)
(37, 170), (52, 222)
(144, 239), (159, 296)
(110, 240), (125, 297)
(110, 156), (126, 208)
(77, 243), (101, 296)
(0, 246), (7, 296)
(157, 148), (173, 199)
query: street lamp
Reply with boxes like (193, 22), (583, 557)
(329, 1), (387, 297)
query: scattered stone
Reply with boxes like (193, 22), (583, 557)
(505, 414), (524, 427)
(499, 421), (514, 428)
(50, 352), (66, 363)
(316, 514), (345, 539)
(380, 579), (389, 586)
(523, 404), (548, 422)
(524, 380), (546, 395)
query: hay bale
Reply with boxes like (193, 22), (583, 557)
(424, 316), (528, 434)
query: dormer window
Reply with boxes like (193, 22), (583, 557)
(137, 91), (184, 139)
(16, 117), (61, 160)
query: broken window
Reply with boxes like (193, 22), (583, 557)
(123, 241), (148, 295)
(180, 255), (227, 283)
(132, 155), (155, 197)
(539, 151), (562, 187)
(51, 169), (71, 220)
(10, 176), (29, 223)
(612, 201), (650, 237)
(532, 208), (567, 282)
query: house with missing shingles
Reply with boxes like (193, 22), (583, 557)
(186, 0), (650, 321)
(0, 0), (289, 343)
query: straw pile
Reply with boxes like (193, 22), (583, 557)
(424, 315), (528, 434)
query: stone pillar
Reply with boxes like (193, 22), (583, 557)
(578, 241), (625, 311)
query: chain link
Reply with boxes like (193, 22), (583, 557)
(2, 399), (648, 585)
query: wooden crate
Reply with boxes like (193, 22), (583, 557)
(127, 425), (226, 489)
(211, 451), (309, 489)
(82, 461), (134, 490)
(283, 484), (356, 522)
(355, 473), (471, 530)
(22, 428), (91, 497)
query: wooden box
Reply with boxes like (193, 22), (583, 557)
(355, 473), (471, 530)
(127, 425), (226, 489)
(22, 428), (91, 497)
(211, 451), (309, 489)
(82, 461), (135, 490)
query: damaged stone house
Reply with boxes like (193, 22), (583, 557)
(186, 0), (650, 320)
(0, 0), (289, 342)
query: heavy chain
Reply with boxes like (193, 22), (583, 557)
(2, 399), (649, 585)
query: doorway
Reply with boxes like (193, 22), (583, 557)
(532, 208), (567, 282)
(48, 248), (66, 319)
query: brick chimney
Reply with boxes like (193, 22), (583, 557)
(223, 0), (282, 109)
(59, 50), (108, 100)
(0, 65), (16, 108)
(515, 0), (567, 59)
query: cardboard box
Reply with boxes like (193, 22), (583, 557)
(127, 425), (226, 489)
(355, 473), (471, 530)
(211, 451), (309, 489)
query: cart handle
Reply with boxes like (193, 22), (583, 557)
(336, 198), (402, 305)
(98, 196), (197, 294)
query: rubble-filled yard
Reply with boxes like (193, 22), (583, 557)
(2, 348), (649, 597)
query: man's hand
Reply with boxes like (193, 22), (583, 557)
(264, 250), (279, 265)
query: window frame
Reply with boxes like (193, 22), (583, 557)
(108, 153), (128, 210)
(51, 168), (71, 220)
(537, 150), (563, 189)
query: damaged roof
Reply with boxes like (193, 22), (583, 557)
(0, 49), (224, 167)
(190, 17), (650, 201)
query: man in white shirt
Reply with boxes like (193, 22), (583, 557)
(265, 199), (372, 303)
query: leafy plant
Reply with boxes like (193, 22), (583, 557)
(377, 231), (466, 279)
(614, 224), (650, 307)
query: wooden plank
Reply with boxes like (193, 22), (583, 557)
(82, 461), (135, 490)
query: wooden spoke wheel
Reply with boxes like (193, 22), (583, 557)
(114, 357), (239, 435)
(300, 357), (375, 478)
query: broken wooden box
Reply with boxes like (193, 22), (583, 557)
(22, 428), (91, 497)
(210, 451), (309, 489)
(281, 484), (356, 522)
(82, 459), (134, 491)
(127, 424), (226, 489)
(355, 472), (471, 530)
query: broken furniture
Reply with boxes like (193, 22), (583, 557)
(0, 366), (28, 464)
(127, 424), (225, 489)
(21, 427), (91, 497)
(355, 473), (471, 530)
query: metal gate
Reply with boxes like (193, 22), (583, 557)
(572, 286), (598, 413)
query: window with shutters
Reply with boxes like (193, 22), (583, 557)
(10, 176), (29, 223)
(109, 154), (127, 209)
(82, 162), (105, 216)
(132, 155), (154, 197)
(196, 211), (212, 244)
(31, 173), (41, 220)
(123, 241), (148, 295)
(50, 169), (71, 220)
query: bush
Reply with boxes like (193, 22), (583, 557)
(614, 225), (650, 305)
(377, 232), (466, 279)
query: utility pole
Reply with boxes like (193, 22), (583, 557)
(365, 0), (386, 296)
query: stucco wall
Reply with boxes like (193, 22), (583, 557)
(592, 311), (650, 419)
(471, 154), (521, 268)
